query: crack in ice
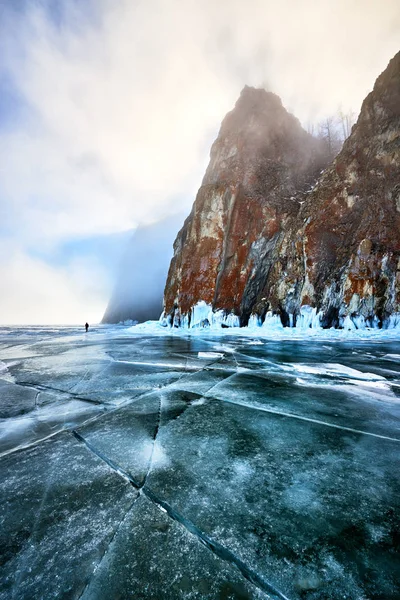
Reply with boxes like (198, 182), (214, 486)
(1, 363), (216, 458)
(17, 381), (106, 406)
(77, 493), (140, 600)
(207, 396), (400, 442)
(72, 430), (143, 487)
(11, 443), (61, 599)
(72, 430), (291, 600)
(141, 392), (163, 487)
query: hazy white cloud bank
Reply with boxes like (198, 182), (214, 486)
(0, 240), (107, 324)
(0, 0), (398, 323)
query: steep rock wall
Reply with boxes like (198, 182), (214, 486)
(268, 51), (400, 327)
(164, 88), (326, 325)
(164, 52), (400, 328)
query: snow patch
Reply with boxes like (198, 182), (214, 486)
(191, 397), (207, 406)
(233, 459), (254, 479)
(212, 344), (236, 354)
(348, 379), (392, 391)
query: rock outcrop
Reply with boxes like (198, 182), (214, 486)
(261, 50), (400, 328)
(164, 51), (400, 328)
(164, 87), (328, 326)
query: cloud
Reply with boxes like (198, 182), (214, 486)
(0, 0), (399, 323)
(0, 241), (107, 324)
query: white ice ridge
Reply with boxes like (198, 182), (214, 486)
(111, 359), (201, 371)
(283, 363), (386, 381)
(283, 363), (396, 397)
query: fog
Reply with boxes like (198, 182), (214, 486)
(0, 0), (398, 323)
(102, 214), (185, 324)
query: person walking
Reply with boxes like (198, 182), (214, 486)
(85, 322), (89, 332)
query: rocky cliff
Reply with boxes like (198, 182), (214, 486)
(164, 87), (328, 326)
(163, 52), (400, 329)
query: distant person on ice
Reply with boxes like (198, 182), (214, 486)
(85, 322), (89, 332)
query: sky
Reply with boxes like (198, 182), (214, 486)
(0, 0), (399, 324)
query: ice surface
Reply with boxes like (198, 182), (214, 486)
(0, 325), (400, 599)
(147, 399), (400, 599)
(0, 432), (134, 600)
(80, 493), (266, 600)
(198, 351), (224, 359)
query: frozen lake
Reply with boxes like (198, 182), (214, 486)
(0, 324), (399, 599)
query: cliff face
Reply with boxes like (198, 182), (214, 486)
(267, 51), (400, 327)
(164, 88), (327, 325)
(164, 52), (400, 328)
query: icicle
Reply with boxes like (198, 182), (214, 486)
(248, 314), (261, 328)
(296, 306), (321, 329)
(262, 311), (284, 330)
(343, 315), (356, 330)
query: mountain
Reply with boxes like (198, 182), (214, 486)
(163, 52), (400, 329)
(163, 87), (328, 326)
(102, 214), (183, 324)
(289, 50), (400, 328)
